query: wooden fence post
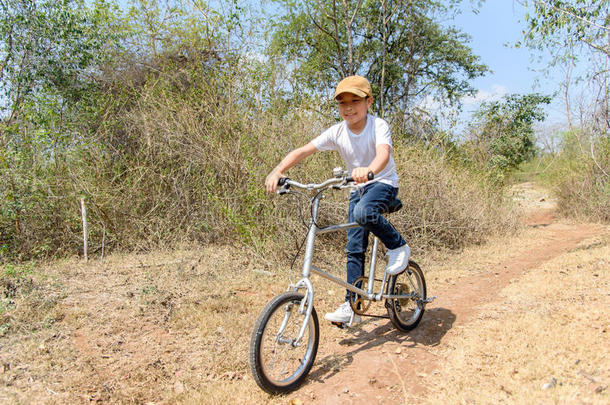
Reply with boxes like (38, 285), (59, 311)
(80, 197), (88, 262)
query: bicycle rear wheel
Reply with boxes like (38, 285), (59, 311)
(386, 260), (427, 332)
(249, 292), (319, 394)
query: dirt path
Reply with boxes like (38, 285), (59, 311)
(286, 183), (606, 404)
(1, 183), (606, 404)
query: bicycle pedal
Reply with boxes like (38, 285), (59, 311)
(421, 296), (437, 304)
(331, 321), (346, 329)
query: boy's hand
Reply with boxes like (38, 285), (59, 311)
(265, 171), (285, 193)
(351, 167), (372, 184)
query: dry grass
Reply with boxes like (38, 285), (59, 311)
(2, 188), (606, 404)
(556, 163), (610, 224)
(0, 247), (269, 403)
(0, 243), (355, 404)
(422, 234), (610, 404)
(392, 145), (519, 252)
(1, 72), (520, 262)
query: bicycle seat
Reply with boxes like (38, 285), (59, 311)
(385, 198), (403, 214)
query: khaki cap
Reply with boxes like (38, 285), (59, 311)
(334, 75), (372, 99)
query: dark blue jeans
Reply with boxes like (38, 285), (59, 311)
(345, 182), (406, 301)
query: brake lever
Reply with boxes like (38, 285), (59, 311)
(277, 177), (291, 195)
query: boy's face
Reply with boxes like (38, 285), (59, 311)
(336, 92), (372, 132)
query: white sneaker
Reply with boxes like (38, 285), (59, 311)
(385, 244), (410, 275)
(324, 302), (361, 324)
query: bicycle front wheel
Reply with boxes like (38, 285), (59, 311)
(386, 260), (427, 332)
(249, 292), (319, 394)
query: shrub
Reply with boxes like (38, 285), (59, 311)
(517, 130), (610, 224)
(392, 144), (518, 252)
(554, 136), (610, 223)
(0, 33), (518, 262)
(263, 141), (518, 260)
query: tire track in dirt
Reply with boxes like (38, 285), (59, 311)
(288, 209), (606, 404)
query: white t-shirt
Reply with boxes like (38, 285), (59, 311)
(311, 114), (399, 189)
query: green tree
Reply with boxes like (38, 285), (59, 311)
(468, 93), (552, 172)
(517, 0), (608, 133)
(0, 0), (121, 260)
(269, 0), (488, 118)
(517, 0), (608, 176)
(518, 0), (609, 59)
(0, 0), (119, 126)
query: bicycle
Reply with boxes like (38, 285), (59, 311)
(249, 168), (435, 394)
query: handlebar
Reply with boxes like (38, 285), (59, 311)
(345, 171), (374, 183)
(277, 170), (374, 194)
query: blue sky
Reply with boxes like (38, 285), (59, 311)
(450, 1), (566, 124)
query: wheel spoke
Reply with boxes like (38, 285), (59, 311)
(250, 292), (319, 393)
(386, 262), (427, 332)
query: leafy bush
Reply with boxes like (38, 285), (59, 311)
(465, 93), (551, 180)
(554, 135), (610, 223)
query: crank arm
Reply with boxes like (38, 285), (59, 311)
(420, 296), (437, 304)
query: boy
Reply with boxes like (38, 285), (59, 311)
(264, 75), (410, 324)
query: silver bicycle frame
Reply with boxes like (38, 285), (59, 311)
(290, 189), (395, 344)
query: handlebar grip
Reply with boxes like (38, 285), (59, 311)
(278, 177), (289, 186)
(346, 171), (374, 183)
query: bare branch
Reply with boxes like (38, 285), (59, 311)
(589, 137), (609, 177)
(310, 11), (333, 37)
(538, 0), (610, 32)
(581, 37), (610, 57)
(385, 0), (404, 25)
(348, 0), (364, 25)
(307, 2), (347, 77)
(517, 0), (610, 32)
(340, 0), (358, 75)
(331, 0), (347, 76)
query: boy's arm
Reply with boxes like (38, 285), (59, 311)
(351, 144), (391, 183)
(265, 142), (318, 193)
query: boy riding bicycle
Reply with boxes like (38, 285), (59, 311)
(264, 75), (410, 324)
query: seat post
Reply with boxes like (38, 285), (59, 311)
(367, 237), (379, 295)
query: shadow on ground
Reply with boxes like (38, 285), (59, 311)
(309, 307), (455, 382)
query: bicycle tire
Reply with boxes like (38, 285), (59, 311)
(386, 260), (427, 332)
(249, 292), (319, 394)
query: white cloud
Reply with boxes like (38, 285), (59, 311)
(462, 84), (508, 105)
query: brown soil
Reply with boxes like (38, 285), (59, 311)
(284, 183), (607, 405)
(1, 183), (607, 404)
